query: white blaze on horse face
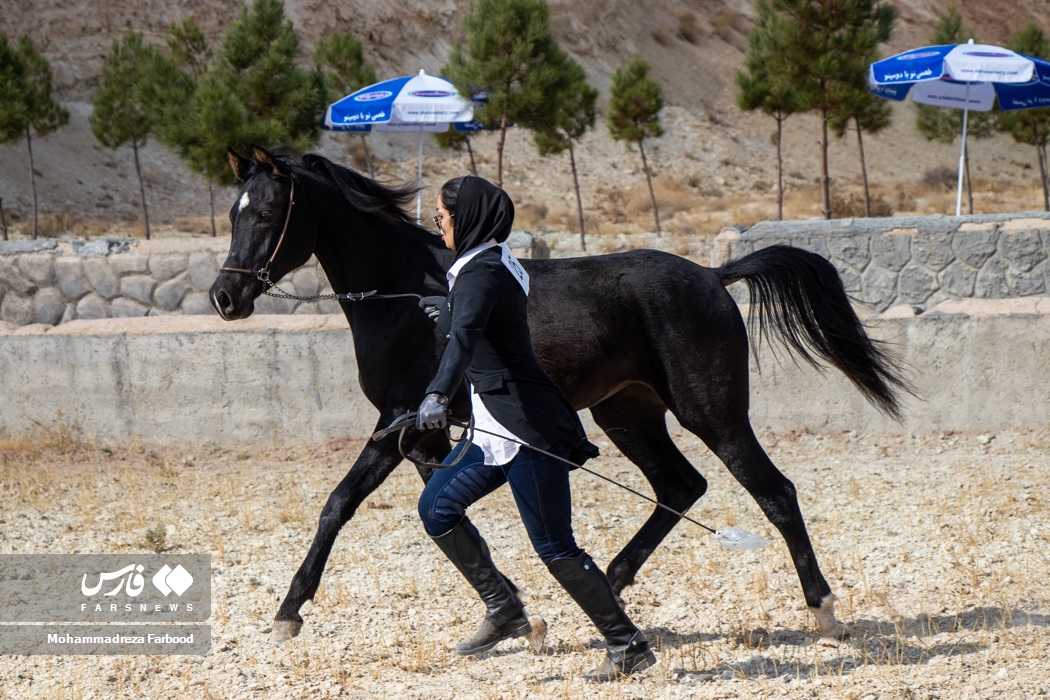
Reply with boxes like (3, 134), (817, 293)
(238, 191), (250, 213)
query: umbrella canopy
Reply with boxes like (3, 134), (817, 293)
(324, 70), (475, 221)
(325, 69), (473, 129)
(869, 40), (1050, 215)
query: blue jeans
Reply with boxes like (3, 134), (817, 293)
(417, 440), (583, 564)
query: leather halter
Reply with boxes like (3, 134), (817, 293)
(219, 174), (297, 284)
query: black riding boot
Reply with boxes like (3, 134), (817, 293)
(431, 518), (545, 655)
(548, 552), (657, 682)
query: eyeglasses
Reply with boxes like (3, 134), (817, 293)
(432, 213), (451, 230)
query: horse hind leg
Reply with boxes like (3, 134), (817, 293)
(588, 386), (709, 596)
(700, 422), (849, 640)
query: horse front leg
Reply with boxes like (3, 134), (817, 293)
(271, 417), (453, 643)
(272, 423), (406, 643)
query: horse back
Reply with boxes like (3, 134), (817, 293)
(520, 249), (747, 407)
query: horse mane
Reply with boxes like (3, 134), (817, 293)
(284, 151), (422, 225)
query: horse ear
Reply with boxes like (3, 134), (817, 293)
(252, 145), (289, 178)
(227, 148), (251, 183)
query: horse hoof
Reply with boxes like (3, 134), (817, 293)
(526, 615), (547, 654)
(812, 595), (851, 640)
(270, 619), (303, 644)
(827, 621), (851, 641)
(816, 616), (852, 641)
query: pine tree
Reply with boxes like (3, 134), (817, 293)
(0, 37), (28, 142)
(0, 36), (69, 240)
(0, 36), (29, 241)
(315, 30), (377, 177)
(737, 0), (806, 220)
(757, 0), (896, 219)
(1000, 23), (1050, 211)
(534, 57), (597, 249)
(90, 31), (160, 240)
(444, 0), (572, 188)
(166, 18), (213, 78)
(608, 56), (664, 234)
(915, 5), (991, 215)
(15, 37), (69, 239)
(150, 19), (224, 235)
(153, 0), (326, 200)
(217, 0), (327, 156)
(831, 84), (892, 217)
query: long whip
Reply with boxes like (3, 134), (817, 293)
(372, 412), (770, 551)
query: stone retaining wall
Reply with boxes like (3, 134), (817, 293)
(717, 212), (1050, 311)
(2, 213), (1050, 326)
(0, 238), (347, 326)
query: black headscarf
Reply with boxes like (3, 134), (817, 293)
(451, 176), (514, 260)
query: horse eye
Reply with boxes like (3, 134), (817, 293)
(259, 211), (272, 223)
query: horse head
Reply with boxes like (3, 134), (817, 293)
(210, 145), (318, 320)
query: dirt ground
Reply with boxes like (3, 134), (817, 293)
(0, 425), (1047, 699)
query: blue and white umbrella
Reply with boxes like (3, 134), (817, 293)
(324, 70), (475, 221)
(869, 40), (1050, 215)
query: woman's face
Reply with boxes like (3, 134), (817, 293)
(435, 196), (455, 251)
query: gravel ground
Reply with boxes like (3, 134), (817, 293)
(0, 426), (1048, 699)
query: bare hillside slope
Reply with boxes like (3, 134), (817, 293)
(2, 0), (1050, 236)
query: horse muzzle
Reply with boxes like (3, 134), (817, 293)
(209, 273), (260, 320)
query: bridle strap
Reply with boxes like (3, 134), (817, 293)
(220, 174), (297, 284)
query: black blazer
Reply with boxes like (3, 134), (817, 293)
(426, 247), (598, 464)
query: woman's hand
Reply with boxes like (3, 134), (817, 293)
(419, 295), (445, 322)
(416, 393), (449, 430)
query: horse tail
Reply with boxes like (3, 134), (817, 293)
(713, 244), (913, 420)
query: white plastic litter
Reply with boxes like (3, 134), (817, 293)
(715, 528), (771, 550)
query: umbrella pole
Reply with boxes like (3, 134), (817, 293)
(416, 128), (424, 224)
(955, 82), (972, 217)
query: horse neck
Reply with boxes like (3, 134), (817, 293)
(309, 197), (451, 300)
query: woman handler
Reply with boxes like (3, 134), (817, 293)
(415, 175), (656, 682)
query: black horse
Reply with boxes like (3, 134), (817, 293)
(211, 146), (910, 644)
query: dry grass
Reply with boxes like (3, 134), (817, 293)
(676, 11), (701, 45)
(517, 176), (1050, 242)
(0, 425), (1047, 698)
(625, 179), (696, 217)
(0, 417), (89, 458)
(711, 10), (750, 48)
(5, 173), (1048, 246)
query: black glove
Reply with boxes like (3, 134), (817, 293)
(416, 393), (449, 430)
(419, 295), (445, 322)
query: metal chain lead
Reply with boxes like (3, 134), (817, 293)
(261, 279), (422, 303)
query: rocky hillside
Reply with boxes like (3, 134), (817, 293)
(3, 0), (1050, 237)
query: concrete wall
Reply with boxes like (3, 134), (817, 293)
(0, 315), (377, 446)
(2, 300), (1047, 447)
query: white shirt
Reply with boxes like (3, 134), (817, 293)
(447, 241), (530, 465)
